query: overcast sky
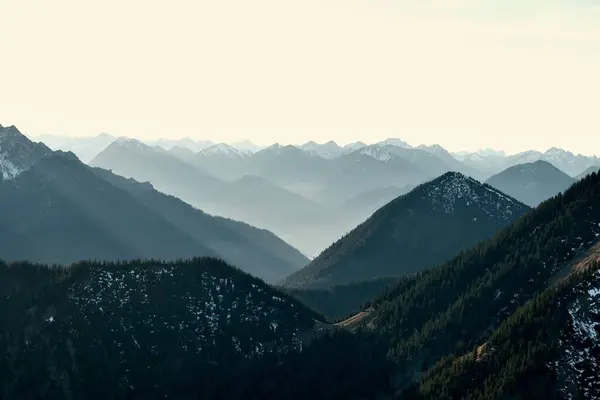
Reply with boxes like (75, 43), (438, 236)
(1, 0), (599, 154)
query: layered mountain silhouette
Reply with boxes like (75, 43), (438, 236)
(5, 124), (600, 398)
(577, 165), (600, 180)
(486, 160), (576, 206)
(337, 184), (416, 221)
(0, 126), (307, 282)
(282, 172), (530, 289)
(90, 139), (224, 206)
(94, 170), (309, 281)
(32, 132), (116, 163)
(201, 175), (327, 238)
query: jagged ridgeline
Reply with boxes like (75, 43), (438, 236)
(362, 171), (600, 396)
(0, 258), (392, 399)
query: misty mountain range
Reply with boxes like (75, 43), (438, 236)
(26, 131), (600, 257)
(4, 122), (600, 398)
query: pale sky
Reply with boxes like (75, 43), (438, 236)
(1, 0), (599, 154)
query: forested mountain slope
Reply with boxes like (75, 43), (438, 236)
(404, 261), (600, 399)
(283, 172), (530, 289)
(0, 258), (392, 400)
(363, 171), (600, 392)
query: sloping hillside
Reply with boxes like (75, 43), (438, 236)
(282, 172), (530, 289)
(364, 171), (600, 390)
(486, 160), (576, 206)
(404, 260), (600, 399)
(577, 165), (600, 180)
(0, 153), (215, 264)
(0, 258), (322, 399)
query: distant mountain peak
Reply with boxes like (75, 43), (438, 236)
(229, 139), (262, 153)
(199, 143), (248, 157)
(299, 140), (343, 158)
(545, 146), (570, 155)
(114, 137), (148, 150)
(378, 138), (412, 149)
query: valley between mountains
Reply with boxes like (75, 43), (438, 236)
(2, 124), (600, 399)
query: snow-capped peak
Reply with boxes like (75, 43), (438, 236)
(199, 143), (248, 158)
(359, 145), (392, 162)
(0, 153), (21, 179)
(1, 125), (53, 180)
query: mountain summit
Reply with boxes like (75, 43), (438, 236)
(0, 125), (52, 180)
(282, 172), (530, 288)
(486, 160), (576, 206)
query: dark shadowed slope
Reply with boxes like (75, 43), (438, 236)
(486, 160), (576, 206)
(0, 258), (324, 399)
(0, 153), (216, 264)
(283, 277), (399, 320)
(402, 260), (600, 400)
(282, 172), (530, 289)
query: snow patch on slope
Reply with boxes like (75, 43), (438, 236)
(555, 270), (600, 399)
(422, 172), (523, 220)
(360, 146), (392, 162)
(0, 153), (22, 179)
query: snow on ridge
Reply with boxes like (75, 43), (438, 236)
(422, 172), (522, 219)
(555, 270), (600, 399)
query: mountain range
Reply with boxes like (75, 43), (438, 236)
(34, 132), (600, 179)
(4, 121), (600, 398)
(0, 126), (307, 283)
(2, 137), (600, 398)
(30, 132), (599, 258)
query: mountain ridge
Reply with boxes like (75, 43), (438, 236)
(282, 172), (530, 289)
